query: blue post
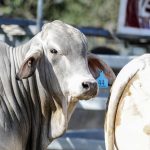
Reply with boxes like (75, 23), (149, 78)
(36, 0), (43, 32)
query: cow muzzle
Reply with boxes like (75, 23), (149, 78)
(80, 80), (98, 99)
(82, 81), (98, 93)
(68, 78), (98, 100)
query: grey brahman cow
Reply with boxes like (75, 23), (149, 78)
(0, 20), (115, 150)
(105, 54), (150, 150)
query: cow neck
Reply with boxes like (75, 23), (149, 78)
(10, 40), (43, 150)
(9, 39), (72, 148)
(12, 38), (53, 148)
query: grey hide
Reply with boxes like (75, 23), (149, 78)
(0, 20), (115, 150)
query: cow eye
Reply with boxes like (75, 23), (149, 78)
(50, 49), (58, 54)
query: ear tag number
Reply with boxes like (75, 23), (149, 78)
(96, 71), (108, 88)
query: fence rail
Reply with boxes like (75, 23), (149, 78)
(0, 18), (112, 40)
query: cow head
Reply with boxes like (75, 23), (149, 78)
(16, 20), (115, 139)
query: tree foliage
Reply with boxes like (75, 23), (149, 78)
(0, 0), (119, 27)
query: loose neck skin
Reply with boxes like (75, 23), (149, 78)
(6, 38), (47, 149)
(8, 37), (68, 149)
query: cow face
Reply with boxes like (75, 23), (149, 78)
(16, 20), (115, 101)
(40, 20), (99, 101)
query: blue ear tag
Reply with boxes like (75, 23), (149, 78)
(96, 71), (108, 88)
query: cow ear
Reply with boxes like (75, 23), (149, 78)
(87, 53), (116, 85)
(16, 51), (42, 80)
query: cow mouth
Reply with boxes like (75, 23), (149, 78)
(71, 90), (98, 101)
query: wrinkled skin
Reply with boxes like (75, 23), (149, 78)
(0, 20), (115, 150)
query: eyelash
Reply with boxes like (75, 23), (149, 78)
(50, 49), (58, 54)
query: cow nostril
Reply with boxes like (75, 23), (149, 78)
(82, 81), (97, 91)
(82, 82), (90, 89)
